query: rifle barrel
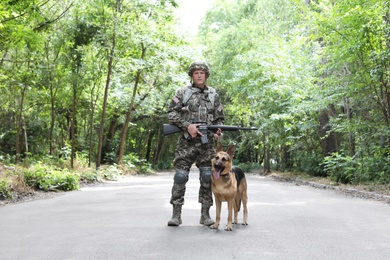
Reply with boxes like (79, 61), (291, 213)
(208, 125), (257, 131)
(163, 123), (257, 136)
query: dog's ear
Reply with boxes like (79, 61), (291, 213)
(216, 141), (223, 153)
(227, 145), (235, 159)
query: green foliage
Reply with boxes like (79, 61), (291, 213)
(234, 162), (260, 173)
(323, 153), (359, 184)
(0, 0), (389, 186)
(0, 0), (187, 171)
(97, 165), (122, 181)
(103, 151), (118, 165)
(123, 153), (154, 174)
(59, 146), (72, 160)
(198, 0), (390, 184)
(356, 156), (390, 184)
(79, 170), (100, 183)
(0, 154), (15, 165)
(0, 0), (46, 50)
(153, 160), (173, 170)
(293, 152), (326, 177)
(75, 152), (91, 168)
(23, 163), (79, 191)
(324, 152), (390, 184)
(0, 178), (11, 199)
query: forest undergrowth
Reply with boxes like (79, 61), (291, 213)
(1, 162), (389, 207)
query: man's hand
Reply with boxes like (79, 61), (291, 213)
(187, 124), (223, 140)
(214, 128), (222, 140)
(187, 124), (202, 139)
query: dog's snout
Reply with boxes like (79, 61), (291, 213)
(214, 160), (223, 169)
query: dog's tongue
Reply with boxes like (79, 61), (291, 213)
(213, 169), (221, 179)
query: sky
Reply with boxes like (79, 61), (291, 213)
(174, 0), (213, 35)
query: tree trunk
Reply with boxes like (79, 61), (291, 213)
(96, 22), (117, 169)
(49, 84), (55, 155)
(70, 76), (78, 168)
(262, 132), (271, 174)
(153, 127), (164, 164)
(101, 115), (119, 163)
(15, 86), (26, 164)
(280, 146), (285, 172)
(117, 70), (139, 165)
(318, 107), (337, 156)
(283, 145), (293, 170)
(264, 146), (271, 174)
(88, 83), (99, 167)
(118, 44), (147, 165)
(45, 41), (59, 156)
(344, 96), (355, 156)
(22, 120), (28, 158)
(145, 130), (155, 162)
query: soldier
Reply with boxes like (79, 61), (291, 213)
(167, 61), (224, 226)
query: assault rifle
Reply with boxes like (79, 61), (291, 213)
(163, 123), (257, 144)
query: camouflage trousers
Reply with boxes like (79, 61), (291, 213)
(170, 136), (214, 207)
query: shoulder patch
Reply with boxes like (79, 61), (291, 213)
(173, 96), (179, 103)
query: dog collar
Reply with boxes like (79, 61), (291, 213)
(220, 172), (229, 177)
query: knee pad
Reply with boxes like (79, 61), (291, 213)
(174, 170), (189, 184)
(199, 167), (212, 184)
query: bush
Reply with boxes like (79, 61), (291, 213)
(234, 162), (260, 173)
(323, 153), (356, 184)
(154, 160), (173, 170)
(23, 163), (79, 191)
(0, 178), (11, 199)
(98, 165), (122, 181)
(75, 151), (90, 168)
(79, 170), (100, 183)
(294, 153), (326, 176)
(123, 153), (154, 174)
(0, 154), (14, 165)
(357, 155), (390, 184)
(104, 151), (118, 164)
(323, 152), (390, 184)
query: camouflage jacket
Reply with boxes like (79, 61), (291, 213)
(168, 84), (225, 133)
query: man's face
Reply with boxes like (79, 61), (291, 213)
(192, 70), (207, 87)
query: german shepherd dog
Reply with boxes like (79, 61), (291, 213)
(210, 142), (248, 231)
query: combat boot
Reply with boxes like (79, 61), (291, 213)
(199, 204), (215, 226)
(167, 205), (182, 226)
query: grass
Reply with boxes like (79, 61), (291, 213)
(0, 161), (152, 205)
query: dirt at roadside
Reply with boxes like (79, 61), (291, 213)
(266, 171), (390, 204)
(2, 169), (390, 206)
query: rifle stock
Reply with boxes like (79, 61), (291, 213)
(163, 124), (183, 136)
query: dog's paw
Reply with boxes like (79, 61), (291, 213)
(225, 225), (233, 231)
(242, 222), (248, 226)
(210, 224), (219, 229)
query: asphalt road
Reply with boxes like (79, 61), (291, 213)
(1, 167), (390, 260)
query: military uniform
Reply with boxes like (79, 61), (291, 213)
(167, 62), (224, 226)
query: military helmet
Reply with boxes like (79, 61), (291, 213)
(188, 61), (210, 78)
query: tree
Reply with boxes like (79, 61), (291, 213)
(200, 0), (316, 173)
(95, 0), (120, 169)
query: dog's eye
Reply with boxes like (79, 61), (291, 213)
(222, 157), (228, 161)
(215, 156), (219, 160)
